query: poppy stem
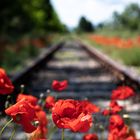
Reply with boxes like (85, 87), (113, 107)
(0, 118), (13, 137)
(9, 124), (16, 140)
(61, 129), (64, 140)
(20, 84), (25, 93)
(100, 131), (104, 140)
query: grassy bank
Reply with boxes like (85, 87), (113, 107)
(81, 33), (140, 73)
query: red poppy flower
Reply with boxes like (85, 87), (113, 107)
(83, 133), (98, 140)
(111, 86), (135, 100)
(45, 95), (55, 109)
(69, 113), (92, 132)
(35, 106), (48, 127)
(108, 131), (120, 140)
(109, 115), (124, 130)
(108, 115), (131, 140)
(16, 93), (38, 106)
(30, 105), (48, 139)
(102, 100), (123, 116)
(110, 100), (123, 114)
(108, 125), (137, 140)
(102, 109), (110, 116)
(80, 100), (100, 113)
(108, 126), (127, 140)
(0, 68), (14, 94)
(5, 99), (38, 133)
(52, 99), (92, 132)
(52, 80), (68, 91)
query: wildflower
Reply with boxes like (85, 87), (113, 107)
(102, 100), (123, 116)
(0, 68), (14, 94)
(45, 95), (55, 109)
(80, 100), (100, 113)
(16, 93), (38, 106)
(109, 115), (124, 130)
(52, 80), (68, 91)
(30, 105), (48, 139)
(108, 115), (137, 140)
(108, 125), (137, 140)
(83, 133), (98, 140)
(102, 109), (110, 116)
(108, 115), (127, 140)
(111, 86), (135, 100)
(5, 99), (38, 133)
(110, 100), (123, 113)
(52, 99), (92, 132)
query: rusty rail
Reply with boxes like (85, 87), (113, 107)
(0, 42), (64, 112)
(79, 40), (140, 90)
(12, 42), (64, 90)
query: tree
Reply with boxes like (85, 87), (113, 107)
(77, 16), (94, 32)
(0, 0), (34, 35)
(112, 3), (140, 31)
(120, 3), (140, 30)
(0, 0), (67, 36)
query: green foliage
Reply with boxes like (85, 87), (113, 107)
(1, 45), (39, 74)
(120, 3), (140, 31)
(0, 0), (68, 74)
(86, 37), (140, 67)
(118, 47), (140, 66)
(95, 29), (139, 38)
(0, 0), (37, 35)
(76, 16), (94, 33)
(99, 3), (140, 32)
(102, 46), (140, 67)
(0, 0), (67, 36)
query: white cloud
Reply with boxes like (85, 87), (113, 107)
(51, 0), (140, 27)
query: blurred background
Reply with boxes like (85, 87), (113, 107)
(0, 0), (140, 75)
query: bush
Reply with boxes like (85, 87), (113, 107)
(118, 47), (140, 66)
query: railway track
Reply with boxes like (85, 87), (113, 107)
(1, 40), (140, 140)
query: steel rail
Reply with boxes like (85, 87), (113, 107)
(79, 40), (140, 90)
(12, 42), (64, 91)
(0, 42), (64, 112)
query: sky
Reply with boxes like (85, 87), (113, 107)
(51, 0), (140, 28)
